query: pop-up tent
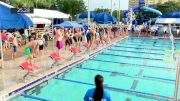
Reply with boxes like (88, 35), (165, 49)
(93, 13), (117, 24)
(0, 1), (33, 68)
(156, 18), (180, 24)
(79, 11), (96, 19)
(0, 1), (33, 30)
(31, 18), (51, 25)
(54, 21), (83, 28)
(26, 9), (70, 19)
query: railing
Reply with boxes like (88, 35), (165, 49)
(170, 23), (180, 101)
(174, 53), (180, 101)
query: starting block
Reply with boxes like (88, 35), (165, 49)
(19, 62), (42, 80)
(49, 53), (66, 68)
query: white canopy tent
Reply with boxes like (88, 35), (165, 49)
(156, 18), (180, 24)
(26, 9), (70, 51)
(26, 9), (70, 19)
(31, 18), (51, 25)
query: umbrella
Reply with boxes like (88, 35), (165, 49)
(93, 13), (117, 24)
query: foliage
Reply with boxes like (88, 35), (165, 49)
(155, 1), (180, 14)
(8, 0), (56, 9)
(58, 0), (86, 19)
(94, 8), (110, 14)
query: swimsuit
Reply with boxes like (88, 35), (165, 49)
(39, 45), (44, 50)
(86, 32), (92, 43)
(24, 47), (32, 56)
(65, 38), (72, 46)
(56, 40), (63, 49)
(13, 46), (17, 52)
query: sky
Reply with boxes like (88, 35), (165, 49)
(83, 0), (129, 11)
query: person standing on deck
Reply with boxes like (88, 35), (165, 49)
(84, 75), (111, 101)
(11, 34), (18, 60)
(55, 28), (64, 57)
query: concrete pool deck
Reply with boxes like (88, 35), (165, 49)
(0, 35), (128, 100)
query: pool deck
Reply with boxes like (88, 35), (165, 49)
(0, 35), (128, 100)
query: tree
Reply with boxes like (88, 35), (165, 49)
(155, 1), (180, 14)
(58, 0), (86, 19)
(94, 8), (110, 14)
(8, 0), (56, 9)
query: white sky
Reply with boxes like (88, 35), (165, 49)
(83, 0), (129, 10)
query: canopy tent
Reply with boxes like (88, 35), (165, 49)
(93, 13), (117, 24)
(31, 18), (51, 25)
(156, 18), (180, 24)
(26, 8), (70, 51)
(0, 1), (33, 68)
(161, 11), (180, 18)
(53, 18), (64, 25)
(26, 9), (70, 19)
(54, 21), (83, 28)
(0, 1), (33, 30)
(79, 11), (96, 19)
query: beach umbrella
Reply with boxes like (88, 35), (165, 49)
(93, 12), (117, 24)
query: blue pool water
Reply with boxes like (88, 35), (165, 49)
(11, 37), (180, 101)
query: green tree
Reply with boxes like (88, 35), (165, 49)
(8, 0), (56, 9)
(155, 1), (180, 14)
(94, 8), (110, 14)
(58, 0), (86, 20)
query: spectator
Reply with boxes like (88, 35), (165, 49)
(84, 75), (111, 101)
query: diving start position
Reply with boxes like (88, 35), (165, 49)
(20, 40), (42, 72)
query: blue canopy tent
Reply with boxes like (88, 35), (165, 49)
(0, 2), (33, 30)
(79, 11), (96, 19)
(161, 11), (180, 18)
(54, 21), (83, 28)
(93, 13), (117, 24)
(0, 1), (33, 68)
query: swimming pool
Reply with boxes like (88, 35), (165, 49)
(11, 37), (180, 101)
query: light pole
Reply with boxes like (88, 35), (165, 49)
(88, 0), (90, 25)
(119, 0), (120, 21)
(111, 0), (112, 15)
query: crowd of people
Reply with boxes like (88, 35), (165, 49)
(0, 24), (128, 69)
(129, 24), (180, 37)
(1, 23), (179, 69)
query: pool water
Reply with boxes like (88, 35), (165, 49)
(11, 37), (180, 101)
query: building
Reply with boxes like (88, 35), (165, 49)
(129, 0), (179, 8)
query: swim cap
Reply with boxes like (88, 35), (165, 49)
(38, 40), (43, 45)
